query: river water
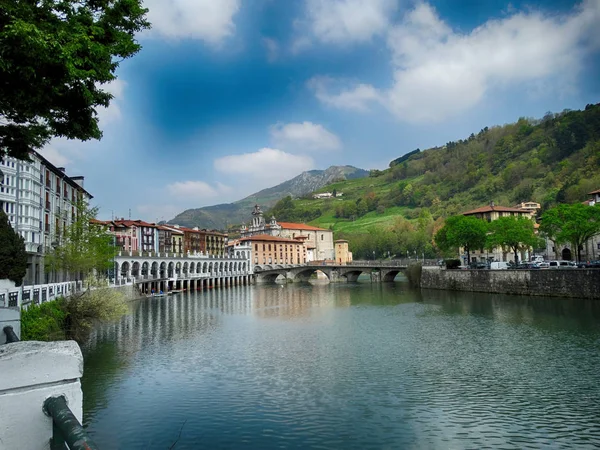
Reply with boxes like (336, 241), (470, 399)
(81, 281), (600, 449)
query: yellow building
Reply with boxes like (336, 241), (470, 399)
(334, 239), (353, 265)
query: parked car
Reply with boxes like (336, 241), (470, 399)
(490, 261), (509, 270)
(469, 262), (489, 269)
(548, 260), (577, 269)
(538, 262), (550, 269)
(516, 262), (541, 269)
(578, 260), (600, 268)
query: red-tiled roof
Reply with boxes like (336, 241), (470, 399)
(462, 205), (531, 215)
(240, 234), (305, 244)
(277, 222), (327, 231)
(90, 219), (110, 225)
(588, 189), (600, 195)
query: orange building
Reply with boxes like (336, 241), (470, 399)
(240, 234), (307, 265)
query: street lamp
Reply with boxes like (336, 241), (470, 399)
(372, 250), (375, 261)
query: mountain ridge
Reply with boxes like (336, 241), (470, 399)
(169, 165), (369, 229)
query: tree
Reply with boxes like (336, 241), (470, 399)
(46, 200), (117, 280)
(486, 216), (539, 264)
(0, 210), (27, 285)
(0, 0), (150, 161)
(434, 215), (488, 264)
(540, 203), (600, 262)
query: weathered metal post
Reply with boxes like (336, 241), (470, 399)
(44, 395), (99, 450)
(3, 325), (19, 343)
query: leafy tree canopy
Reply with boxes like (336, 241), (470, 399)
(45, 199), (117, 279)
(540, 203), (600, 262)
(0, 0), (150, 160)
(434, 215), (488, 264)
(486, 216), (539, 264)
(0, 210), (27, 285)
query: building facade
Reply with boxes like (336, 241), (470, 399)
(461, 202), (536, 264)
(334, 239), (353, 265)
(544, 189), (600, 261)
(240, 205), (335, 261)
(240, 234), (307, 265)
(0, 152), (92, 285)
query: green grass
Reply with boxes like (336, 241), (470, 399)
(310, 206), (408, 233)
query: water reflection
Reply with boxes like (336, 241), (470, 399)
(83, 284), (600, 449)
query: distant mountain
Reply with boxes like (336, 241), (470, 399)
(169, 165), (369, 229)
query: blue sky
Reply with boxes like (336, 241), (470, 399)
(40, 0), (600, 222)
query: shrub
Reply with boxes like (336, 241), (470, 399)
(21, 298), (67, 341)
(445, 259), (461, 269)
(64, 285), (128, 343)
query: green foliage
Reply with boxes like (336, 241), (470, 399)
(389, 148), (420, 167)
(267, 196), (322, 223)
(540, 203), (600, 261)
(46, 199), (117, 279)
(0, 210), (27, 285)
(21, 278), (128, 344)
(21, 298), (67, 341)
(64, 279), (128, 343)
(444, 259), (461, 269)
(435, 215), (488, 264)
(0, 0), (150, 160)
(486, 216), (539, 263)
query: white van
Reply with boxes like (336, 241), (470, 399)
(490, 261), (509, 270)
(548, 260), (576, 269)
(531, 255), (544, 263)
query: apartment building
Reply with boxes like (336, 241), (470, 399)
(0, 152), (92, 285)
(240, 234), (307, 265)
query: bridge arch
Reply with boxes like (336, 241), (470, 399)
(188, 262), (194, 275)
(141, 262), (149, 278)
(151, 262), (158, 279)
(160, 262), (166, 278)
(382, 269), (403, 282)
(293, 268), (330, 283)
(121, 261), (130, 278)
(168, 262), (174, 278)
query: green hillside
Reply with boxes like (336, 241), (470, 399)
(267, 104), (600, 259)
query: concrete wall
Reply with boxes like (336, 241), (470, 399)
(0, 341), (84, 449)
(421, 267), (600, 299)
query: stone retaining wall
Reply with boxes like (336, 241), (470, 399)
(420, 268), (600, 299)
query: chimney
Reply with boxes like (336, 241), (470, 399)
(71, 176), (85, 188)
(57, 167), (66, 173)
(490, 200), (495, 207)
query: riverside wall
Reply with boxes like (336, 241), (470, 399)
(420, 267), (600, 299)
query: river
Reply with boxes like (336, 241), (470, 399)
(81, 281), (600, 449)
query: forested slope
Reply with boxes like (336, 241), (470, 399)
(267, 104), (600, 259)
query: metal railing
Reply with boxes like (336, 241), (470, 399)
(44, 396), (99, 450)
(3, 326), (19, 343)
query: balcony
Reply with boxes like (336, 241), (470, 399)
(45, 201), (51, 210)
(44, 223), (50, 232)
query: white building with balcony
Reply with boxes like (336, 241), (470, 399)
(0, 151), (92, 285)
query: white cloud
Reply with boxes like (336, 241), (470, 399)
(310, 0), (600, 122)
(144, 0), (240, 43)
(96, 79), (126, 125)
(263, 38), (279, 62)
(308, 77), (381, 112)
(305, 0), (397, 44)
(166, 180), (232, 199)
(37, 146), (72, 168)
(270, 121), (341, 152)
(214, 148), (314, 184)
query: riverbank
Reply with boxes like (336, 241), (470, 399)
(420, 267), (600, 299)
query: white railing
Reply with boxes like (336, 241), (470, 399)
(0, 281), (84, 309)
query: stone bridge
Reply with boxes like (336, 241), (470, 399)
(253, 263), (408, 283)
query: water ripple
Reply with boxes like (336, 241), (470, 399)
(82, 285), (600, 449)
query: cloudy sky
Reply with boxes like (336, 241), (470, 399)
(40, 0), (600, 222)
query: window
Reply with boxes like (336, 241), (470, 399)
(321, 234), (324, 241)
